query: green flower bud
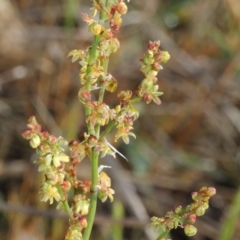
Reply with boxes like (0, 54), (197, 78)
(30, 135), (41, 148)
(174, 205), (183, 214)
(195, 205), (206, 216)
(162, 51), (170, 63)
(89, 22), (103, 35)
(106, 77), (118, 92)
(184, 224), (197, 236)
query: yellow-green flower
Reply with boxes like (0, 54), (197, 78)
(40, 182), (61, 204)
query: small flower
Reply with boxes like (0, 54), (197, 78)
(52, 153), (70, 167)
(39, 182), (61, 204)
(98, 172), (115, 202)
(89, 22), (103, 35)
(162, 51), (170, 63)
(73, 195), (90, 215)
(116, 2), (128, 15)
(65, 227), (83, 240)
(195, 204), (206, 216)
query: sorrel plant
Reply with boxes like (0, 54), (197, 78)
(22, 1), (216, 239)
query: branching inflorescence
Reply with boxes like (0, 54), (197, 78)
(22, 0), (215, 239)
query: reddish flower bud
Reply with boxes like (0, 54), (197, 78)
(21, 129), (32, 139)
(87, 135), (98, 147)
(188, 214), (196, 224)
(78, 90), (91, 103)
(78, 216), (88, 228)
(116, 2), (128, 15)
(206, 187), (216, 197)
(143, 93), (152, 104)
(61, 181), (71, 192)
(69, 140), (79, 148)
(191, 192), (198, 201)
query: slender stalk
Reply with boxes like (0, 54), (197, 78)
(99, 120), (116, 141)
(96, 58), (109, 137)
(56, 184), (74, 221)
(84, 35), (101, 135)
(83, 150), (99, 240)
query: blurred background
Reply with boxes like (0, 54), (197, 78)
(0, 0), (240, 239)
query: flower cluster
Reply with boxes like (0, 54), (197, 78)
(136, 41), (170, 105)
(151, 187), (216, 238)
(98, 171), (115, 202)
(22, 116), (70, 204)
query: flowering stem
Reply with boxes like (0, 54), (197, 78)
(96, 58), (109, 137)
(83, 150), (99, 240)
(84, 35), (101, 135)
(56, 184), (74, 221)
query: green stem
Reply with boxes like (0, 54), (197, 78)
(99, 120), (116, 141)
(84, 35), (101, 135)
(56, 184), (74, 221)
(96, 58), (109, 137)
(83, 150), (99, 240)
(156, 231), (168, 240)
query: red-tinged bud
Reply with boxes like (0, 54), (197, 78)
(89, 22), (103, 35)
(191, 192), (198, 201)
(73, 213), (79, 219)
(152, 62), (161, 71)
(40, 131), (49, 141)
(87, 135), (98, 147)
(27, 115), (38, 125)
(78, 90), (91, 103)
(49, 135), (57, 144)
(21, 129), (32, 139)
(143, 93), (152, 104)
(188, 214), (196, 224)
(69, 140), (79, 148)
(116, 2), (128, 15)
(148, 41), (155, 50)
(78, 216), (88, 228)
(61, 181), (71, 192)
(206, 187), (216, 197)
(102, 29), (114, 39)
(184, 224), (197, 236)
